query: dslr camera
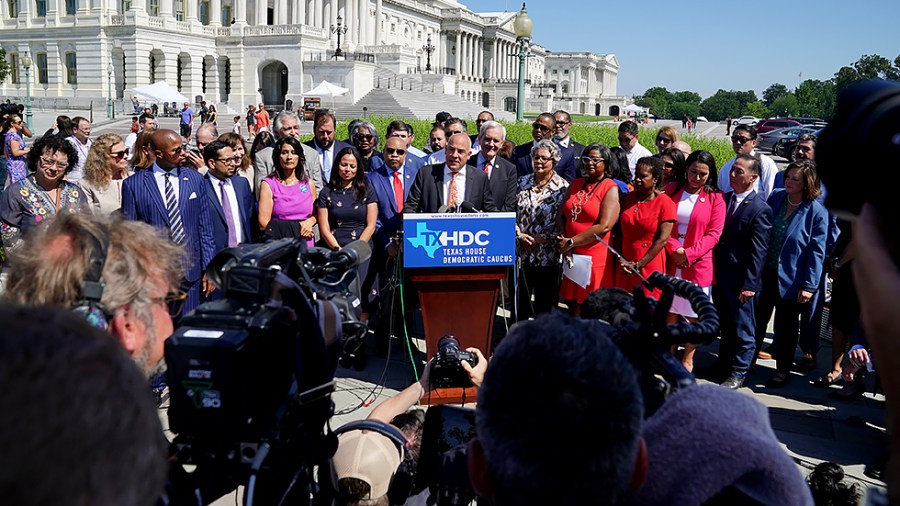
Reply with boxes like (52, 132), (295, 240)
(430, 335), (479, 389)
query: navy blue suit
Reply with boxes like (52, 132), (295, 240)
(467, 155), (518, 212)
(511, 141), (577, 182)
(755, 189), (828, 373)
(122, 165), (216, 313)
(712, 190), (772, 378)
(203, 173), (256, 253)
(368, 156), (421, 250)
(304, 139), (353, 182)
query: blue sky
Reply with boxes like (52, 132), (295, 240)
(470, 0), (900, 99)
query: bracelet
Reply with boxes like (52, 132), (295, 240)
(566, 238), (574, 248)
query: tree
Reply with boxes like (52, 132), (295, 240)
(700, 90), (741, 122)
(669, 101), (700, 121)
(671, 91), (701, 105)
(745, 102), (769, 118)
(762, 83), (788, 106)
(795, 79), (836, 120)
(635, 86), (672, 119)
(0, 49), (10, 84)
(832, 53), (900, 93)
(769, 94), (799, 117)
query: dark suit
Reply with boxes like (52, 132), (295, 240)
(203, 173), (256, 253)
(368, 156), (421, 249)
(404, 163), (496, 213)
(467, 154), (517, 212)
(511, 141), (577, 182)
(122, 165), (216, 313)
(712, 190), (772, 378)
(304, 138), (353, 183)
(560, 138), (586, 177)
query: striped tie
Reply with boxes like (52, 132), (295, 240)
(165, 172), (186, 245)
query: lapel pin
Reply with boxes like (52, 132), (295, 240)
(699, 197), (705, 203)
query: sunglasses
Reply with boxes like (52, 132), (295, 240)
(357, 134), (374, 141)
(731, 136), (753, 144)
(532, 123), (552, 132)
(384, 147), (406, 155)
(656, 137), (673, 144)
(109, 150), (128, 159)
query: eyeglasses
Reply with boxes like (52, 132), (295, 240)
(578, 156), (604, 164)
(555, 120), (570, 126)
(356, 134), (374, 142)
(663, 161), (674, 170)
(384, 147), (406, 155)
(656, 137), (673, 145)
(109, 150), (128, 160)
(731, 136), (753, 144)
(215, 156), (242, 164)
(151, 291), (188, 318)
(532, 123), (552, 132)
(39, 157), (68, 170)
(618, 135), (634, 143)
(532, 155), (553, 164)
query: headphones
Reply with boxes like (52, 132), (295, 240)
(330, 419), (415, 505)
(71, 224), (111, 331)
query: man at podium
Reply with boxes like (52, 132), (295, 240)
(404, 133), (497, 213)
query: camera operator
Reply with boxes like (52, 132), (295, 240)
(330, 349), (487, 506)
(2, 212), (184, 377)
(0, 305), (168, 506)
(467, 311), (814, 506)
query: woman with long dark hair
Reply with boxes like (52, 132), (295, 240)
(258, 137), (317, 245)
(663, 150), (725, 371)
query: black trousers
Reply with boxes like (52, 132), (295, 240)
(517, 263), (561, 320)
(755, 268), (815, 373)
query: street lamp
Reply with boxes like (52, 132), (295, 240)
(512, 3), (533, 123)
(331, 14), (348, 58)
(422, 34), (435, 72)
(21, 52), (33, 131)
(107, 61), (114, 119)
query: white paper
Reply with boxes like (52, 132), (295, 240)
(562, 254), (592, 288)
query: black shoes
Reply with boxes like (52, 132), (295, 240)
(720, 376), (744, 390)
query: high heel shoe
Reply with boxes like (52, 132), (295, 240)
(829, 376), (866, 400)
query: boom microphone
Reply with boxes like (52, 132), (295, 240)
(458, 201), (480, 213)
(437, 205), (452, 213)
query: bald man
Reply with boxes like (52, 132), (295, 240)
(404, 133), (496, 213)
(122, 129), (216, 313)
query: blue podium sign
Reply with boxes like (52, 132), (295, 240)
(403, 212), (517, 268)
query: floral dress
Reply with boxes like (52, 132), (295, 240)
(0, 177), (89, 248)
(4, 130), (27, 184)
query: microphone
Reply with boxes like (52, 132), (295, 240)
(437, 205), (452, 213)
(458, 201), (480, 213)
(331, 240), (372, 270)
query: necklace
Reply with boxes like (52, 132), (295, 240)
(570, 177), (604, 222)
(787, 195), (802, 207)
(531, 174), (552, 194)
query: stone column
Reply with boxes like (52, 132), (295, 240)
(357, 0), (366, 45)
(275, 0), (285, 24)
(373, 0), (381, 44)
(186, 0), (197, 21)
(205, 57), (220, 103)
(329, 0), (336, 30)
(256, 0), (266, 25)
(45, 0), (59, 24)
(295, 0), (305, 24)
(477, 37), (483, 81)
(344, 0), (353, 45)
(208, 0), (220, 25)
(233, 0), (246, 24)
(313, 0), (321, 27)
(159, 0), (173, 19)
(454, 31), (460, 77)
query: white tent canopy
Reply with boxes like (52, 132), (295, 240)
(129, 81), (190, 104)
(302, 80), (349, 98)
(623, 103), (645, 113)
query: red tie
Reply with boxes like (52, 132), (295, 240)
(483, 160), (491, 175)
(393, 170), (404, 212)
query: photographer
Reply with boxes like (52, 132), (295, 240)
(330, 349), (486, 506)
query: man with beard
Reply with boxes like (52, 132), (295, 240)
(3, 212), (184, 378)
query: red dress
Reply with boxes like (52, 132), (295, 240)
(615, 192), (677, 297)
(559, 177), (619, 303)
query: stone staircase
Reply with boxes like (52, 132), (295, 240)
(334, 88), (515, 122)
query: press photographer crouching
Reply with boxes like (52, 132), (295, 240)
(329, 346), (487, 506)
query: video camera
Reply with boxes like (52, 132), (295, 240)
(163, 238), (370, 505)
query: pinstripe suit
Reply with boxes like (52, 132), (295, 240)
(122, 163), (216, 313)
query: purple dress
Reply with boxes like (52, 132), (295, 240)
(5, 131), (27, 184)
(264, 175), (315, 246)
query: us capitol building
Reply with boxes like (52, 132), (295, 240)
(0, 0), (626, 118)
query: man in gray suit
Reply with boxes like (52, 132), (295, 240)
(252, 110), (322, 198)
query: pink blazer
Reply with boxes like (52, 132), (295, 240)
(664, 184), (725, 287)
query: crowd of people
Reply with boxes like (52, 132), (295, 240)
(0, 101), (887, 505)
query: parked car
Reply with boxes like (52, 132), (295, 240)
(696, 116), (708, 122)
(755, 118), (803, 134)
(757, 127), (818, 153)
(773, 127), (825, 160)
(732, 116), (760, 126)
(787, 117), (827, 127)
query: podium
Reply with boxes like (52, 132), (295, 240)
(403, 212), (516, 405)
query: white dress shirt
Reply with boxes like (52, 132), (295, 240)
(152, 162), (181, 204)
(315, 141), (336, 182)
(211, 175), (245, 243)
(718, 150), (777, 201)
(65, 136), (92, 183)
(442, 166), (467, 205)
(625, 142), (653, 177)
